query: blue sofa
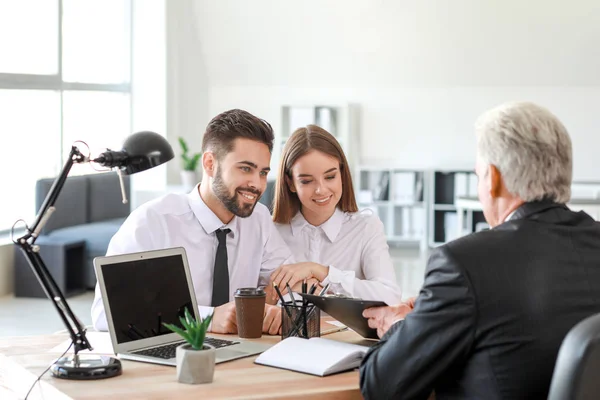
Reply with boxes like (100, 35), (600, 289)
(34, 173), (131, 288)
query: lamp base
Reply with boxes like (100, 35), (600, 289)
(50, 355), (122, 380)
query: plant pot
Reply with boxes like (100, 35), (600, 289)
(180, 170), (197, 191)
(176, 344), (216, 384)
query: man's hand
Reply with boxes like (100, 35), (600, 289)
(269, 262), (329, 296)
(404, 296), (417, 310)
(262, 304), (282, 335)
(210, 302), (237, 334)
(363, 303), (412, 338)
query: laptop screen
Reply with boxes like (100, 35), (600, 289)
(101, 254), (195, 345)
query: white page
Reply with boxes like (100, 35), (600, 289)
(49, 332), (114, 355)
(255, 337), (368, 376)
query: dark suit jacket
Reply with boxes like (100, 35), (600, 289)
(360, 201), (600, 399)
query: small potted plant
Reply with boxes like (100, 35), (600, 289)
(163, 308), (215, 384)
(178, 137), (202, 190)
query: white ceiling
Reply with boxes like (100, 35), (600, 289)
(189, 0), (600, 87)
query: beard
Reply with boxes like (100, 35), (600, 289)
(212, 168), (261, 218)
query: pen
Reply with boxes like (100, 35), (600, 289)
(321, 325), (349, 336)
(274, 283), (293, 319)
(286, 283), (296, 304)
(318, 283), (331, 296)
(302, 280), (308, 337)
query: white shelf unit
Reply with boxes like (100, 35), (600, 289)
(428, 169), (486, 247)
(356, 167), (428, 251)
(278, 104), (359, 175)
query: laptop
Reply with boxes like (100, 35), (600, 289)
(94, 247), (271, 366)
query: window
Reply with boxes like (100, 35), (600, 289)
(0, 0), (131, 232)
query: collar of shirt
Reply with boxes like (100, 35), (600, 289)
(187, 185), (238, 238)
(290, 208), (346, 242)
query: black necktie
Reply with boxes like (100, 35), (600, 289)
(211, 228), (231, 307)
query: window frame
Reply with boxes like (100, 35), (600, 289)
(0, 0), (133, 234)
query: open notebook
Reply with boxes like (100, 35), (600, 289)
(254, 337), (370, 376)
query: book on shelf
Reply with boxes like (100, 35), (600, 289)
(413, 208), (425, 236)
(414, 172), (424, 202)
(444, 211), (459, 242)
(289, 107), (315, 134)
(467, 173), (478, 197)
(254, 337), (370, 377)
(373, 172), (390, 201)
(393, 172), (416, 204)
(454, 173), (469, 201)
(316, 107), (336, 134)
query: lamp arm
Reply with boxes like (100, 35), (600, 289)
(22, 146), (87, 244)
(15, 145), (92, 355)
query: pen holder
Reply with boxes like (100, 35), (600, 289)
(281, 300), (320, 340)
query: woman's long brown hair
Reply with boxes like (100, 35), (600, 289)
(272, 125), (358, 224)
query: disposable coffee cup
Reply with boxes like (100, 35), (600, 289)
(234, 287), (266, 339)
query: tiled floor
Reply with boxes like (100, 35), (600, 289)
(0, 247), (428, 337)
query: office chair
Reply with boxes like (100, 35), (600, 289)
(548, 313), (600, 400)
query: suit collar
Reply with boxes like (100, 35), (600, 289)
(508, 199), (568, 222)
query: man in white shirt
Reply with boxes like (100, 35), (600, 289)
(91, 109), (293, 334)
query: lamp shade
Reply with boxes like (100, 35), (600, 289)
(120, 131), (175, 175)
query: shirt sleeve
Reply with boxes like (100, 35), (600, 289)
(258, 210), (295, 286)
(91, 208), (161, 331)
(322, 216), (402, 305)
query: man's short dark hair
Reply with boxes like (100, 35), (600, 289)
(201, 109), (274, 159)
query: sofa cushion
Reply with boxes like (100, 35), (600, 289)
(36, 176), (89, 235)
(47, 218), (126, 255)
(88, 173), (131, 223)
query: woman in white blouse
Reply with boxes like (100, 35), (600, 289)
(269, 125), (402, 305)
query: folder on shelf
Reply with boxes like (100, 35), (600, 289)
(412, 208), (425, 237)
(444, 212), (459, 242)
(373, 172), (390, 201)
(289, 107), (315, 132)
(402, 207), (412, 237)
(454, 173), (469, 200)
(358, 190), (373, 204)
(467, 173), (479, 197)
(316, 107), (336, 134)
(393, 172), (416, 204)
(414, 172), (424, 202)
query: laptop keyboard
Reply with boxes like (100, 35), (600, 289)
(132, 337), (240, 360)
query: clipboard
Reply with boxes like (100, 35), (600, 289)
(300, 294), (386, 339)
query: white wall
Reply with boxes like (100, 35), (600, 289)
(130, 0), (168, 192)
(208, 86), (600, 179)
(165, 0), (210, 185)
(167, 0), (600, 180)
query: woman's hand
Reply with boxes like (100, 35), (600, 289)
(269, 262), (329, 297)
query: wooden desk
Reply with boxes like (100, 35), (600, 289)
(0, 329), (365, 400)
(455, 196), (600, 238)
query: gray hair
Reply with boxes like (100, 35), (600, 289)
(475, 102), (572, 203)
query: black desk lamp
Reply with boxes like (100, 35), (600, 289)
(13, 131), (174, 380)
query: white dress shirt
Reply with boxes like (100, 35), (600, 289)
(91, 185), (293, 331)
(275, 208), (402, 305)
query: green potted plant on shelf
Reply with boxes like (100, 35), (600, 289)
(178, 137), (202, 190)
(163, 308), (215, 384)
